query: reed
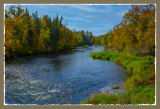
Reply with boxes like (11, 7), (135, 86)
(64, 88), (67, 104)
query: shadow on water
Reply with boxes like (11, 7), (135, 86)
(5, 72), (19, 80)
(49, 59), (67, 72)
(5, 46), (126, 104)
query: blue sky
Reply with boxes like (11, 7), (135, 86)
(5, 4), (131, 36)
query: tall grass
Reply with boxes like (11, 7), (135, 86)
(82, 50), (155, 104)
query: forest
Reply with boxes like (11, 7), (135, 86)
(5, 6), (99, 58)
(95, 5), (155, 56)
(5, 5), (155, 58)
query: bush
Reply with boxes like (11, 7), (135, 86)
(81, 45), (89, 48)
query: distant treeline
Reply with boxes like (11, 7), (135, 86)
(5, 6), (99, 58)
(95, 5), (155, 55)
(5, 5), (155, 57)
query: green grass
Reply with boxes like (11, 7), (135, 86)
(92, 44), (100, 46)
(81, 45), (89, 48)
(82, 50), (155, 104)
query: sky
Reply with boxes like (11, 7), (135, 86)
(5, 4), (131, 36)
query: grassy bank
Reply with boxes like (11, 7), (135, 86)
(92, 44), (100, 46)
(81, 45), (89, 48)
(82, 50), (155, 104)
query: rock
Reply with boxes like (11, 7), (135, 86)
(111, 85), (119, 89)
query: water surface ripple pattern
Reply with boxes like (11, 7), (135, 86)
(5, 46), (125, 104)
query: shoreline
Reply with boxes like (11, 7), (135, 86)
(4, 46), (80, 61)
(82, 50), (155, 104)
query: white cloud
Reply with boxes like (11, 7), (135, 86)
(115, 10), (128, 17)
(69, 5), (95, 12)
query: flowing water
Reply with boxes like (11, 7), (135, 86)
(5, 46), (126, 105)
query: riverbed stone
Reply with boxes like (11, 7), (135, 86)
(111, 85), (119, 89)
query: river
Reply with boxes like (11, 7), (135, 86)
(5, 46), (126, 105)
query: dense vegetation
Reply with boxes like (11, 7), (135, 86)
(94, 5), (155, 56)
(5, 6), (99, 58)
(83, 5), (155, 104)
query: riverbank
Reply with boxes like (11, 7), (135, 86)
(5, 46), (81, 60)
(82, 50), (155, 104)
(81, 45), (89, 48)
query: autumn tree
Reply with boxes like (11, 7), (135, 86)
(103, 4), (155, 55)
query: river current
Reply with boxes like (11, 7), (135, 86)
(5, 46), (126, 104)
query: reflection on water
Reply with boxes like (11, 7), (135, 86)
(5, 46), (126, 104)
